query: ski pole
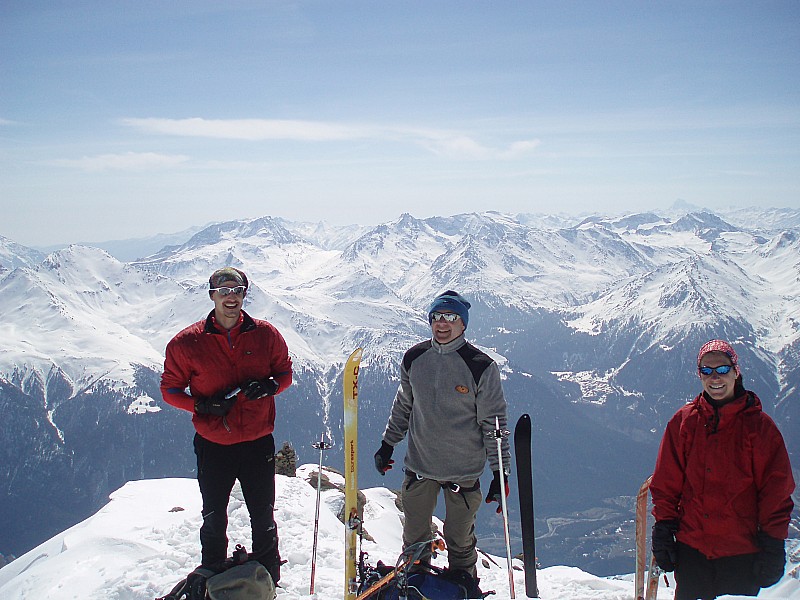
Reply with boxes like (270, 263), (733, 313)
(493, 416), (515, 598)
(310, 433), (333, 595)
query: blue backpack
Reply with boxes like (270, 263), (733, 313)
(372, 571), (472, 599)
(358, 562), (484, 599)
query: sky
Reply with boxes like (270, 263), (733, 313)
(1, 1), (799, 248)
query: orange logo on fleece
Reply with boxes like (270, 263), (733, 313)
(455, 385), (469, 394)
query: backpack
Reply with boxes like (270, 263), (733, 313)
(358, 560), (484, 600)
(362, 570), (471, 599)
(156, 545), (276, 600)
(205, 561), (275, 600)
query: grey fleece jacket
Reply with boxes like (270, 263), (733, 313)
(382, 335), (511, 483)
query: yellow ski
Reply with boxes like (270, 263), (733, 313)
(344, 348), (363, 599)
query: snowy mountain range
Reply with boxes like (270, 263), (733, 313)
(1, 206), (798, 577)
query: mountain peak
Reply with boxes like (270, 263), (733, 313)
(0, 235), (46, 273)
(671, 211), (737, 236)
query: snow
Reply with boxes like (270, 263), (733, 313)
(551, 369), (643, 406)
(2, 209), (800, 402)
(1, 474), (798, 600)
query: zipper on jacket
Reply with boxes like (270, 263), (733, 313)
(708, 406), (720, 434)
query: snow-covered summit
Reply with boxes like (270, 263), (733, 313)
(1, 473), (798, 599)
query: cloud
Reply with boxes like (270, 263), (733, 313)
(121, 117), (540, 160)
(393, 127), (540, 159)
(408, 130), (492, 159)
(121, 117), (371, 142)
(503, 139), (541, 157)
(50, 152), (190, 172)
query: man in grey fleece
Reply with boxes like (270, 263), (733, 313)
(373, 290), (511, 583)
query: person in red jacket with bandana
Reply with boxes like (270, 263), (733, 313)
(650, 339), (794, 599)
(161, 267), (292, 587)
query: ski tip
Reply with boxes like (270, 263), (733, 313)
(348, 347), (363, 362)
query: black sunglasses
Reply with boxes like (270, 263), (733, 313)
(430, 312), (460, 322)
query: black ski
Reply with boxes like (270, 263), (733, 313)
(514, 413), (539, 598)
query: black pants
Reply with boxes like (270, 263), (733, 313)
(193, 433), (279, 577)
(674, 542), (760, 600)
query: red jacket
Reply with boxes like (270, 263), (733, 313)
(161, 310), (293, 445)
(651, 390), (794, 559)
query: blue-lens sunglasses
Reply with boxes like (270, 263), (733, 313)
(698, 365), (734, 376)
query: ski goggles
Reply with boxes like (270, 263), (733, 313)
(430, 312), (460, 323)
(698, 365), (734, 376)
(210, 285), (247, 297)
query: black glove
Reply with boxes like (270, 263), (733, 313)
(194, 390), (236, 417)
(242, 377), (280, 400)
(754, 531), (785, 588)
(651, 519), (679, 572)
(373, 441), (395, 475)
(485, 470), (509, 514)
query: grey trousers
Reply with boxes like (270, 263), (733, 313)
(401, 474), (482, 574)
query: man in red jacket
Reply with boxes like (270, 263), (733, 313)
(161, 267), (293, 586)
(650, 339), (794, 599)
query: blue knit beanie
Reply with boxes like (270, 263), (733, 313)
(427, 290), (471, 328)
